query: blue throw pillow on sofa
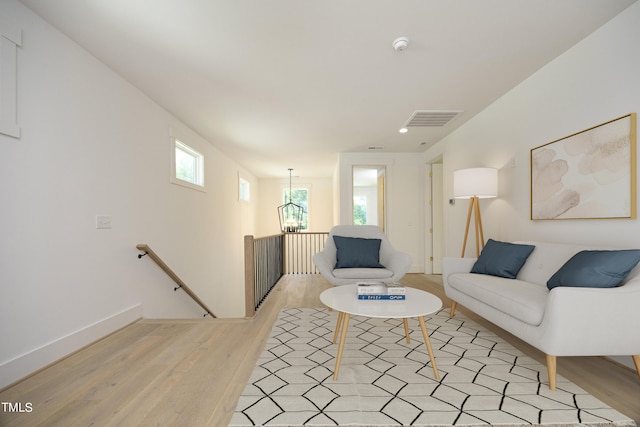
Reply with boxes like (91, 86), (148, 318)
(471, 239), (535, 279)
(547, 250), (640, 290)
(333, 235), (384, 269)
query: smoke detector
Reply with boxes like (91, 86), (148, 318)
(392, 37), (409, 51)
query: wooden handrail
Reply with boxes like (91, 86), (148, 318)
(136, 244), (216, 318)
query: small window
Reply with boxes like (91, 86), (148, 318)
(171, 138), (205, 191)
(239, 176), (250, 201)
(0, 18), (22, 138)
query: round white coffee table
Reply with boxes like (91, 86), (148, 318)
(320, 284), (443, 380)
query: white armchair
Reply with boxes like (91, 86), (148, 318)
(313, 225), (412, 286)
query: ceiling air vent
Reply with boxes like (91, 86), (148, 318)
(404, 110), (463, 128)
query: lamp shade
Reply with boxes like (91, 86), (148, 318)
(453, 167), (498, 199)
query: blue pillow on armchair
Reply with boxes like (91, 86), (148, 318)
(333, 235), (385, 269)
(471, 239), (535, 279)
(547, 250), (640, 289)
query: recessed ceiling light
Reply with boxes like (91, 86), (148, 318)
(399, 127), (408, 134)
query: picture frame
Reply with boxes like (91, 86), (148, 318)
(530, 113), (636, 220)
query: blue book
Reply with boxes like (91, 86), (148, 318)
(357, 294), (406, 300)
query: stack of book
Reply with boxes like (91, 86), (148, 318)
(356, 282), (406, 300)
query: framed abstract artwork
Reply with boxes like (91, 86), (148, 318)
(530, 113), (637, 220)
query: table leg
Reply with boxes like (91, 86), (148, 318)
(333, 311), (344, 344)
(333, 312), (350, 380)
(403, 318), (410, 344)
(418, 316), (440, 381)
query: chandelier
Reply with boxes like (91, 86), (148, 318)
(277, 168), (305, 233)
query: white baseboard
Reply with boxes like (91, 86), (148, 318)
(0, 304), (143, 389)
(608, 355), (636, 371)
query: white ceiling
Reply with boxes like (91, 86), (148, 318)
(19, 0), (636, 179)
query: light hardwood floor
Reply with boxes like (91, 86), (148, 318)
(1, 274), (639, 426)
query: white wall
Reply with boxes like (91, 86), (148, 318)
(426, 2), (640, 255)
(424, 2), (640, 368)
(257, 176), (333, 236)
(0, 0), (258, 388)
(338, 153), (425, 273)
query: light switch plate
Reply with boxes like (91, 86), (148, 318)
(96, 215), (112, 229)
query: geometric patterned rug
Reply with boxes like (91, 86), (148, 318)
(230, 308), (636, 427)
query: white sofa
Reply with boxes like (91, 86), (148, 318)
(443, 240), (640, 390)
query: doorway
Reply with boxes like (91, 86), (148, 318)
(426, 162), (444, 274)
(353, 166), (386, 231)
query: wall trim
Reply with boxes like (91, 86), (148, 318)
(0, 304), (143, 389)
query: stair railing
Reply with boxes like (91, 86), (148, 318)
(244, 232), (329, 317)
(136, 244), (216, 318)
(244, 234), (284, 317)
(283, 232), (328, 274)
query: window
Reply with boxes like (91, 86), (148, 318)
(282, 187), (309, 230)
(239, 176), (250, 201)
(0, 18), (21, 138)
(171, 138), (205, 191)
(353, 195), (367, 225)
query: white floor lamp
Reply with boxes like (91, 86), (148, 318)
(450, 167), (498, 318)
(453, 168), (498, 258)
